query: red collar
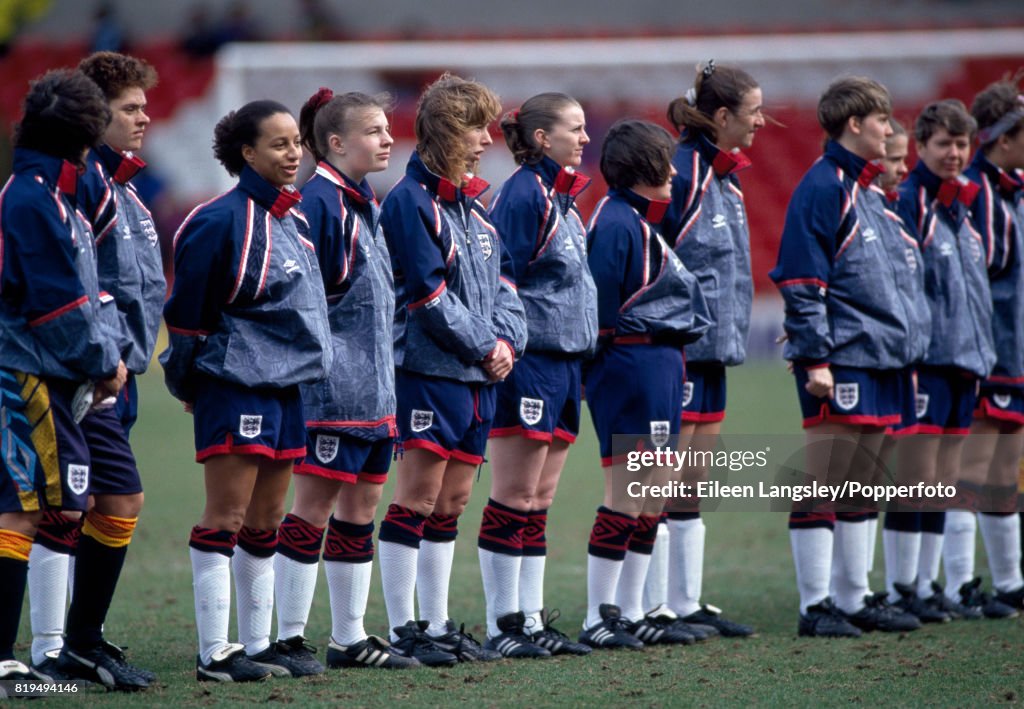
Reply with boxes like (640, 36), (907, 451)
(553, 167), (591, 197)
(936, 177), (979, 208)
(58, 160), (79, 196)
(112, 153), (146, 184)
(857, 161), (884, 189)
(711, 149), (752, 178)
(270, 186), (301, 218)
(998, 168), (1023, 197)
(885, 189), (899, 204)
(437, 173), (489, 202)
(645, 199), (670, 224)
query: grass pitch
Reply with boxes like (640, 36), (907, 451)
(16, 360), (1024, 707)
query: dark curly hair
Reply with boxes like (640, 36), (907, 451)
(212, 99), (291, 176)
(13, 69), (111, 167)
(78, 51), (158, 101)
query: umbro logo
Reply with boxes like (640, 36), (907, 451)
(862, 227), (877, 242)
(283, 259), (301, 274)
(711, 214), (727, 229)
(939, 242), (954, 257)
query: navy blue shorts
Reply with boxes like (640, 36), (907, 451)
(395, 369), (496, 465)
(0, 372), (139, 513)
(113, 373), (139, 436)
(976, 382), (1024, 425)
(193, 375), (306, 462)
(584, 344), (684, 467)
(295, 430), (394, 485)
(79, 404), (143, 497)
(909, 366), (978, 435)
(490, 352), (582, 444)
(681, 362), (727, 423)
(795, 365), (908, 430)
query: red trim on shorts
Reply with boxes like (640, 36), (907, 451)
(196, 434), (305, 462)
(803, 362), (831, 371)
(553, 428), (577, 444)
(294, 462), (357, 484)
(802, 403), (900, 429)
(360, 471), (388, 484)
(887, 424), (920, 438)
(401, 438), (452, 459)
(488, 425), (554, 442)
(600, 453), (631, 468)
(449, 449), (485, 466)
(913, 424), (971, 436)
(681, 410), (726, 423)
(974, 398), (1024, 424)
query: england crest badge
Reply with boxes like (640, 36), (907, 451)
(476, 232), (493, 260)
(411, 409), (434, 433)
(993, 393), (1012, 409)
(650, 420), (670, 447)
(682, 381), (694, 408)
(520, 397), (544, 426)
(315, 434), (340, 464)
(239, 414), (263, 439)
(915, 393), (929, 420)
(67, 464), (90, 496)
(834, 383), (859, 411)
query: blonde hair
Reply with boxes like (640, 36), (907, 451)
(414, 73), (501, 181)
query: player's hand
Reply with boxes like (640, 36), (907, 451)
(98, 360), (128, 397)
(804, 365), (834, 399)
(483, 341), (514, 382)
(183, 401), (194, 414)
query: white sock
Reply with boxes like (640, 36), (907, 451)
(418, 539), (457, 636)
(978, 513), (1024, 593)
(326, 559), (373, 646)
(28, 545), (69, 665)
(832, 520), (870, 614)
(790, 527), (832, 614)
(191, 548), (232, 666)
(479, 548), (521, 637)
(942, 509), (976, 600)
(642, 522), (669, 614)
(882, 528), (921, 602)
(666, 517), (705, 618)
(232, 547), (274, 655)
(917, 531), (943, 598)
(274, 553), (319, 642)
(519, 555), (546, 632)
(378, 540), (419, 642)
(616, 550), (654, 622)
(585, 555), (624, 628)
(67, 554), (76, 603)
(865, 516), (879, 573)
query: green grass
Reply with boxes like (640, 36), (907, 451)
(16, 360), (1024, 707)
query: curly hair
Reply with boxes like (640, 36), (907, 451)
(78, 51), (158, 101)
(14, 69), (111, 167)
(212, 99), (291, 176)
(414, 72), (501, 181)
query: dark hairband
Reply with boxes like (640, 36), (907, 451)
(702, 60), (716, 80)
(309, 86), (334, 111)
